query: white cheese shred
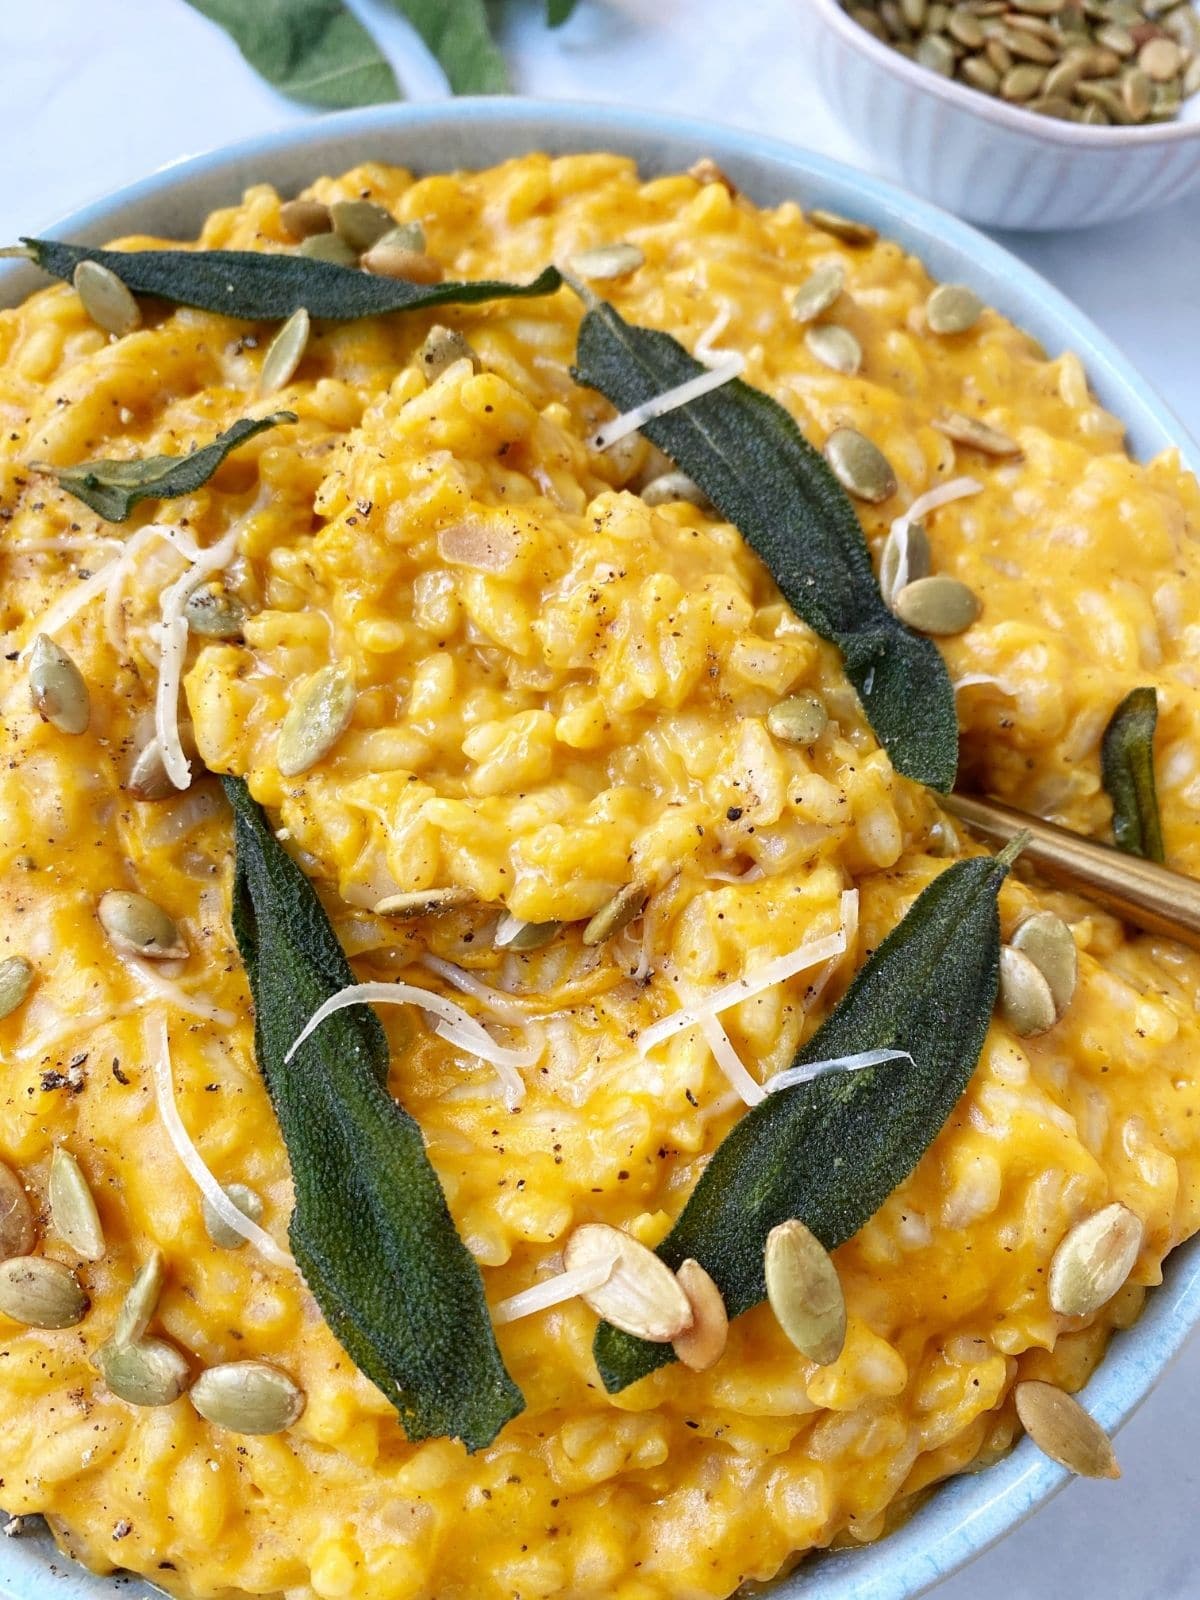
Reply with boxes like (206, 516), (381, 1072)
(285, 980), (541, 1108)
(491, 1247), (619, 1326)
(148, 1012), (294, 1270)
(699, 1013), (766, 1107)
(103, 522), (200, 653)
(766, 1048), (913, 1094)
(888, 476), (982, 597)
(419, 954), (529, 1027)
(589, 354), (745, 452)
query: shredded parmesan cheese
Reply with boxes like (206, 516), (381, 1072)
(491, 1246), (620, 1325)
(694, 303), (734, 367)
(766, 1048), (912, 1094)
(102, 522), (200, 653)
(699, 1013), (766, 1107)
(589, 354), (745, 452)
(148, 1012), (294, 1270)
(154, 523), (242, 790)
(493, 913), (530, 950)
(121, 953), (238, 1027)
(419, 954), (529, 1027)
(888, 477), (982, 597)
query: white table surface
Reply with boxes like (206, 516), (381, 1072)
(4, 2), (1199, 1597)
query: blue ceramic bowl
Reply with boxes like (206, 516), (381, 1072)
(1, 99), (1197, 1600)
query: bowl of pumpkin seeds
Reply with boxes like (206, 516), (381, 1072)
(810, 0), (1200, 228)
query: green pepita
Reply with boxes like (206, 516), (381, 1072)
(1048, 1202), (1143, 1317)
(568, 242), (646, 281)
(98, 890), (188, 961)
(640, 470), (713, 509)
(0, 1255), (88, 1329)
(279, 198), (332, 241)
(764, 1219), (847, 1366)
(259, 307), (311, 396)
(73, 260), (141, 337)
(373, 887), (475, 919)
(420, 325), (480, 383)
(804, 323), (863, 375)
(998, 943), (1057, 1036)
(766, 693), (830, 745)
(190, 1360), (306, 1435)
(824, 427), (897, 503)
(501, 919), (561, 952)
(583, 884), (649, 947)
(1011, 910), (1077, 1017)
(1014, 1380), (1120, 1478)
(360, 243), (443, 284)
(184, 584), (247, 639)
(892, 574), (981, 635)
(330, 199), (395, 253)
(791, 262), (846, 324)
(29, 634), (90, 735)
(0, 1163), (34, 1262)
(806, 209), (878, 247)
(48, 1148), (105, 1262)
(112, 1249), (166, 1346)
(202, 1184), (265, 1251)
(298, 233), (359, 268)
(95, 1335), (190, 1407)
(926, 283), (985, 334)
(934, 411), (1022, 457)
(0, 957), (34, 1022)
(276, 661), (356, 778)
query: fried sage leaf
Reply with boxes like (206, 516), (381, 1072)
(22, 240), (562, 325)
(222, 776), (522, 1449)
(382, 0), (508, 92)
(594, 839), (1022, 1392)
(183, 0), (400, 107)
(546, 0), (581, 23)
(572, 301), (957, 791)
(38, 413), (295, 523)
(1101, 686), (1164, 863)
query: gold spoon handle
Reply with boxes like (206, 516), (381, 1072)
(943, 793), (1200, 952)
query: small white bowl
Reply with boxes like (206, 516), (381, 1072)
(810, 0), (1200, 229)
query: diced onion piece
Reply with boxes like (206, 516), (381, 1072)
(564, 1223), (693, 1342)
(590, 355), (745, 452)
(154, 523), (242, 790)
(437, 520), (519, 573)
(491, 1249), (619, 1326)
(147, 1012), (293, 1270)
(699, 1013), (766, 1107)
(765, 1047), (912, 1094)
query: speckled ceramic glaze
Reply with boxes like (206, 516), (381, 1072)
(0, 99), (1197, 1600)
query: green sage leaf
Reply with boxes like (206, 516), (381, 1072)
(222, 776), (523, 1450)
(595, 838), (1023, 1392)
(381, 0), (508, 93)
(37, 413), (295, 524)
(182, 0), (400, 108)
(1101, 686), (1164, 863)
(571, 301), (958, 791)
(23, 239), (562, 324)
(546, 0), (581, 24)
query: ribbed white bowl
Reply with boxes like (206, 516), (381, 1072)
(810, 0), (1200, 229)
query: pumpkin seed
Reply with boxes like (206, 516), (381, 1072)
(276, 660), (356, 777)
(805, 323), (863, 375)
(1003, 60), (1050, 95)
(880, 519), (932, 607)
(917, 32), (958, 72)
(824, 427), (897, 503)
(926, 283), (985, 335)
(360, 243), (444, 283)
(1076, 79), (1134, 121)
(791, 262), (846, 324)
(767, 692), (829, 745)
(1121, 64), (1154, 115)
(1011, 910), (1077, 1017)
(373, 887), (475, 919)
(672, 1258), (729, 1372)
(94, 1335), (190, 1407)
(1043, 51), (1091, 97)
(0, 1256), (88, 1328)
(29, 634), (90, 735)
(112, 1249), (166, 1346)
(48, 1148), (105, 1262)
(892, 574), (981, 635)
(998, 944), (1057, 1036)
(330, 199), (394, 253)
(948, 8), (986, 47)
(73, 260), (141, 337)
(1049, 1203), (1143, 1317)
(1139, 35), (1184, 78)
(98, 890), (187, 961)
(502, 919), (561, 952)
(569, 242), (646, 281)
(190, 1360), (306, 1435)
(376, 222), (428, 255)
(184, 584), (247, 639)
(419, 325), (480, 383)
(202, 1184), (264, 1251)
(934, 412), (1022, 457)
(0, 957), (34, 1021)
(962, 54), (1003, 90)
(583, 884), (649, 946)
(258, 307), (310, 396)
(641, 470), (713, 509)
(563, 1223), (693, 1342)
(1014, 1380), (1120, 1478)
(128, 725), (199, 800)
(0, 1163), (34, 1262)
(764, 1218), (846, 1366)
(806, 209), (878, 247)
(279, 198), (332, 240)
(298, 233), (358, 267)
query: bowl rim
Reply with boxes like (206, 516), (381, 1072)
(809, 0), (1200, 147)
(0, 94), (1199, 1600)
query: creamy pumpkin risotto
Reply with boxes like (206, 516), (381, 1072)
(0, 152), (1197, 1600)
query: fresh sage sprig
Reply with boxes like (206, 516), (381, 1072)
(21, 240), (562, 324)
(1101, 686), (1165, 863)
(182, 0), (400, 108)
(36, 413), (295, 523)
(223, 776), (523, 1450)
(595, 838), (1023, 1392)
(571, 301), (959, 792)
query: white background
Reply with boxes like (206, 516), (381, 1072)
(4, 2), (1199, 1596)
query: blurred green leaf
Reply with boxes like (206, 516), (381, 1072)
(382, 0), (509, 93)
(183, 0), (400, 107)
(546, 0), (581, 24)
